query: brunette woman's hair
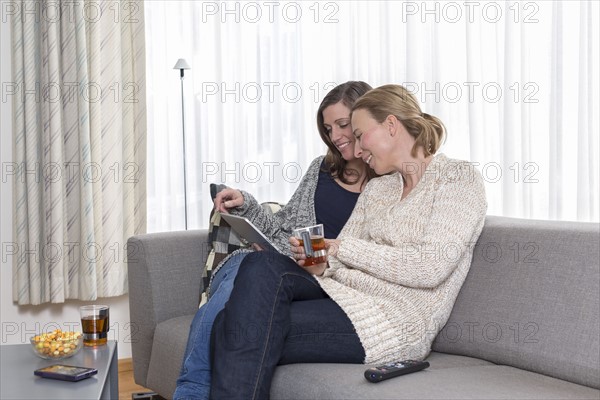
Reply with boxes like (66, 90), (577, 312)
(317, 81), (377, 185)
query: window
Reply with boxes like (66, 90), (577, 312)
(145, 1), (599, 232)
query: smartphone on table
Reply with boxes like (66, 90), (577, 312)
(34, 364), (98, 382)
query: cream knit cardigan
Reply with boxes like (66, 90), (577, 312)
(317, 154), (487, 364)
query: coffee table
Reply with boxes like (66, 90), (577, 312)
(0, 340), (118, 399)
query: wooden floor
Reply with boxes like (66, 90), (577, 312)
(118, 358), (156, 400)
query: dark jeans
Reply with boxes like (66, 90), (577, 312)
(210, 251), (365, 400)
(174, 252), (248, 400)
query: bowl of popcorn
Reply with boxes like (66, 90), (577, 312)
(30, 329), (83, 360)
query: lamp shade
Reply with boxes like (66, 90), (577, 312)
(173, 59), (191, 70)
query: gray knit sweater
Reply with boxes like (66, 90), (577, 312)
(318, 154), (487, 364)
(230, 156), (325, 257)
(206, 157), (325, 298)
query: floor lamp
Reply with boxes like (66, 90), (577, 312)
(174, 58), (191, 230)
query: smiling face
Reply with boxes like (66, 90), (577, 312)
(322, 102), (358, 161)
(351, 108), (398, 175)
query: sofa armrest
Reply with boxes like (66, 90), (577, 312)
(127, 229), (210, 387)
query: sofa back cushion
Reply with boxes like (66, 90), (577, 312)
(432, 216), (600, 389)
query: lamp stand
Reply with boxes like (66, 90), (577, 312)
(174, 59), (191, 230)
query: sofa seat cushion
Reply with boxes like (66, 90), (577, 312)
(147, 315), (194, 398)
(270, 352), (600, 400)
(145, 317), (600, 400)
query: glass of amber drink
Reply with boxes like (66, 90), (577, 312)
(79, 305), (109, 347)
(293, 224), (327, 266)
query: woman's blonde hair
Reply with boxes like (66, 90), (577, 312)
(351, 84), (446, 157)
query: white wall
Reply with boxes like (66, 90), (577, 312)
(0, 15), (132, 360)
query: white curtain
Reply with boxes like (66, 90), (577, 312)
(145, 0), (599, 233)
(12, 0), (147, 305)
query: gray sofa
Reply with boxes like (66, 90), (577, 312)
(127, 216), (600, 399)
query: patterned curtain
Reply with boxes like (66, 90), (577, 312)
(11, 0), (146, 305)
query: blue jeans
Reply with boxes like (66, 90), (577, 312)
(174, 252), (249, 400)
(210, 251), (365, 400)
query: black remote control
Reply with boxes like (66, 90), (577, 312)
(364, 360), (430, 383)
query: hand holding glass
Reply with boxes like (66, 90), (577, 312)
(292, 224), (327, 266)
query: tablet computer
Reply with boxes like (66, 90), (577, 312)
(220, 214), (283, 254)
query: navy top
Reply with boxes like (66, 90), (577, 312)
(314, 161), (361, 239)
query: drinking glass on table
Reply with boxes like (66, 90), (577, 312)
(79, 305), (109, 347)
